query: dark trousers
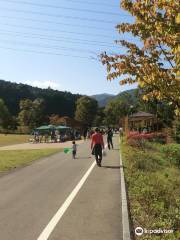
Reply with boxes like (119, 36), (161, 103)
(72, 150), (76, 159)
(94, 144), (102, 164)
(107, 137), (113, 149)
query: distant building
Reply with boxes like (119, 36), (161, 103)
(120, 111), (158, 133)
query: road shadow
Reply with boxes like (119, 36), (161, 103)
(76, 157), (92, 159)
(102, 165), (123, 169)
(106, 148), (120, 151)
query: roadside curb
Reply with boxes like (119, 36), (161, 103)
(119, 139), (131, 240)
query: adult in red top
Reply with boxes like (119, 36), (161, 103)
(91, 128), (104, 167)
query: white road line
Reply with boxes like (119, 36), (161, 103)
(37, 161), (96, 240)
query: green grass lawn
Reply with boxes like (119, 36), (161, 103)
(0, 148), (62, 172)
(0, 134), (30, 147)
(121, 140), (180, 240)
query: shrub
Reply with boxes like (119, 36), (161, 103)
(160, 144), (180, 168)
(127, 132), (155, 140)
(132, 151), (164, 171)
(122, 143), (180, 240)
(152, 133), (166, 144)
(127, 132), (166, 148)
(173, 120), (180, 143)
(127, 132), (154, 149)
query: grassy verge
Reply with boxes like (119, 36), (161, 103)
(0, 149), (62, 172)
(121, 141), (180, 240)
(0, 134), (30, 147)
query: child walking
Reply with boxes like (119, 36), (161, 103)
(72, 141), (77, 159)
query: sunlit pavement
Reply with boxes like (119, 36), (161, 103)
(0, 136), (122, 240)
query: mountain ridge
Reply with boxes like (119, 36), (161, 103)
(0, 79), (137, 115)
(91, 89), (137, 107)
(0, 79), (81, 117)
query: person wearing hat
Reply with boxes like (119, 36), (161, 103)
(91, 128), (104, 167)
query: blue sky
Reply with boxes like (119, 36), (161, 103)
(0, 0), (137, 95)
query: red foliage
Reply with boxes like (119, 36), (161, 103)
(128, 132), (154, 139)
(127, 131), (166, 141)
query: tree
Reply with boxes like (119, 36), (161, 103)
(0, 79), (82, 117)
(101, 0), (180, 114)
(138, 96), (176, 127)
(18, 98), (45, 128)
(75, 96), (98, 126)
(104, 88), (176, 127)
(104, 91), (139, 126)
(49, 114), (62, 125)
(32, 98), (45, 125)
(0, 99), (11, 129)
(104, 100), (121, 126)
(93, 107), (106, 127)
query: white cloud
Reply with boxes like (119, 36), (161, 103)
(24, 80), (62, 90)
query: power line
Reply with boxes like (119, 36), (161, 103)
(0, 39), (127, 60)
(0, 28), (140, 47)
(0, 30), (119, 48)
(0, 28), (141, 46)
(1, 22), (117, 39)
(60, 0), (117, 8)
(0, 7), (124, 24)
(0, 45), (98, 60)
(1, 23), (140, 44)
(0, 39), (100, 54)
(0, 15), (111, 31)
(1, 0), (121, 16)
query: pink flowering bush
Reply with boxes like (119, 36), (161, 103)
(128, 132), (155, 139)
(127, 132), (166, 148)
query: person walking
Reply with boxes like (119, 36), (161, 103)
(72, 140), (77, 159)
(83, 128), (88, 140)
(107, 127), (114, 150)
(91, 128), (104, 167)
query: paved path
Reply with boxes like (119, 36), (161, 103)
(0, 139), (84, 150)
(0, 136), (122, 240)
